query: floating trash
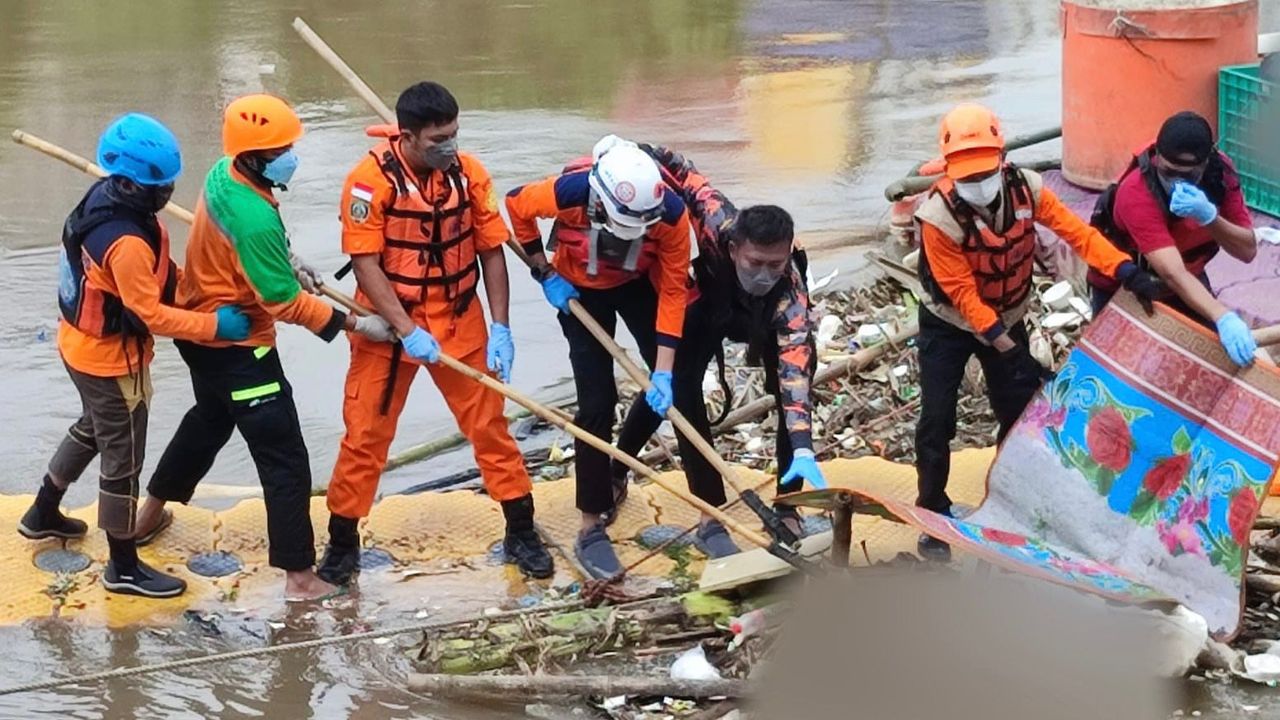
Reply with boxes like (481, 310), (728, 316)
(34, 548), (90, 574)
(187, 551), (243, 577)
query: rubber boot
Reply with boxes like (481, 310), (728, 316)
(317, 514), (361, 586)
(502, 495), (554, 579)
(18, 475), (88, 540)
(102, 533), (185, 598)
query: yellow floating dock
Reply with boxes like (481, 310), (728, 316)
(0, 448), (1022, 627)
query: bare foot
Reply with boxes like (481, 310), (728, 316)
(133, 497), (168, 539)
(284, 569), (339, 602)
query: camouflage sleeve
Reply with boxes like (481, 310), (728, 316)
(774, 262), (816, 452)
(642, 144), (736, 260)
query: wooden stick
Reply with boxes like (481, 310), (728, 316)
(289, 18), (757, 504)
(315, 286), (779, 552)
(406, 673), (747, 700)
(1253, 324), (1280, 348)
(12, 129), (195, 224)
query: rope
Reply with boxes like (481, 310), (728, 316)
(0, 599), (589, 696)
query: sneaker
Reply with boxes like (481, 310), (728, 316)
(917, 533), (952, 563)
(692, 520), (741, 559)
(504, 528), (555, 579)
(573, 524), (623, 580)
(18, 502), (88, 540)
(102, 560), (187, 598)
(317, 543), (361, 586)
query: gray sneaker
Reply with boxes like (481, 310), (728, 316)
(692, 520), (741, 559)
(573, 524), (623, 580)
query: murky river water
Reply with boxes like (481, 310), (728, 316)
(0, 0), (1277, 717)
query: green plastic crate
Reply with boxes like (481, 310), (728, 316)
(1218, 63), (1280, 217)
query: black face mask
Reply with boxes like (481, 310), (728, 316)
(596, 228), (635, 264)
(108, 177), (174, 213)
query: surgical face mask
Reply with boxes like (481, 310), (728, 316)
(424, 138), (458, 170)
(735, 264), (784, 296)
(954, 173), (1003, 207)
(603, 221), (647, 241)
(261, 149), (299, 187)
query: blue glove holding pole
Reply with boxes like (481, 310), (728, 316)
(540, 271), (580, 314)
(1215, 311), (1257, 367)
(1169, 181), (1219, 226)
(645, 370), (674, 416)
(486, 322), (514, 382)
(401, 327), (441, 364)
(781, 449), (826, 490)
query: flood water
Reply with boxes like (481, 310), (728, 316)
(0, 0), (1278, 717)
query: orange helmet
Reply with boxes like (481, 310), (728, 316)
(222, 94), (304, 157)
(938, 104), (1004, 179)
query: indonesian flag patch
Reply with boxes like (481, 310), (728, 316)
(350, 183), (375, 202)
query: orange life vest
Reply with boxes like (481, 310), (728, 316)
(920, 165), (1038, 313)
(58, 178), (176, 338)
(368, 135), (478, 314)
(549, 157), (660, 284)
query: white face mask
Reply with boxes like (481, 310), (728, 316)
(954, 173), (1003, 207)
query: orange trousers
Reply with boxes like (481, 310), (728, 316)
(327, 341), (533, 519)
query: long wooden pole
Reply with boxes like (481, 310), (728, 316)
(316, 286), (781, 554)
(290, 17), (785, 527)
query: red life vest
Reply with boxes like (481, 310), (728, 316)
(919, 165), (1039, 313)
(58, 178), (176, 338)
(549, 157), (661, 284)
(368, 133), (478, 314)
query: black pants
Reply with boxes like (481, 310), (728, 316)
(615, 298), (800, 508)
(148, 342), (316, 570)
(558, 279), (659, 515)
(915, 307), (1041, 514)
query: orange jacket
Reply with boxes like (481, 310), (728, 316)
(179, 158), (344, 348)
(917, 167), (1129, 338)
(341, 142), (510, 358)
(505, 169), (692, 345)
(59, 233), (218, 377)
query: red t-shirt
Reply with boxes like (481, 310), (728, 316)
(1112, 153), (1252, 278)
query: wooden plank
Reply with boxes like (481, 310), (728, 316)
(698, 532), (834, 593)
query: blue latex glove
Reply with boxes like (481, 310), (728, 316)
(645, 370), (674, 416)
(214, 305), (250, 341)
(401, 327), (441, 363)
(540, 272), (580, 314)
(487, 322), (514, 382)
(1169, 181), (1218, 226)
(1215, 311), (1257, 367)
(780, 450), (826, 490)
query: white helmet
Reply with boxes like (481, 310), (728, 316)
(588, 140), (665, 240)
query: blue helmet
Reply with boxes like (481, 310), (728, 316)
(96, 113), (182, 186)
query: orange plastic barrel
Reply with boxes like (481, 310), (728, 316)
(1061, 0), (1259, 189)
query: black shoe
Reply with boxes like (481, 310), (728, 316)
(317, 543), (362, 586)
(102, 560), (187, 598)
(917, 533), (952, 563)
(505, 528), (554, 579)
(18, 502), (88, 540)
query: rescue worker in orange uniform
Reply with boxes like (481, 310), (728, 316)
(135, 95), (396, 601)
(22, 113), (250, 598)
(913, 104), (1165, 561)
(505, 135), (692, 579)
(319, 81), (553, 584)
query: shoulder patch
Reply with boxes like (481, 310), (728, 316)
(349, 198), (371, 223)
(485, 187), (498, 213)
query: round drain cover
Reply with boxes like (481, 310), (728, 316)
(34, 548), (91, 574)
(187, 551), (243, 577)
(634, 524), (693, 550)
(359, 548), (396, 570)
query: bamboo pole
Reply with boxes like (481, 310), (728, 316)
(406, 673), (747, 699)
(316, 285), (782, 554)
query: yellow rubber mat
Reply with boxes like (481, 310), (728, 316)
(0, 449), (1007, 627)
